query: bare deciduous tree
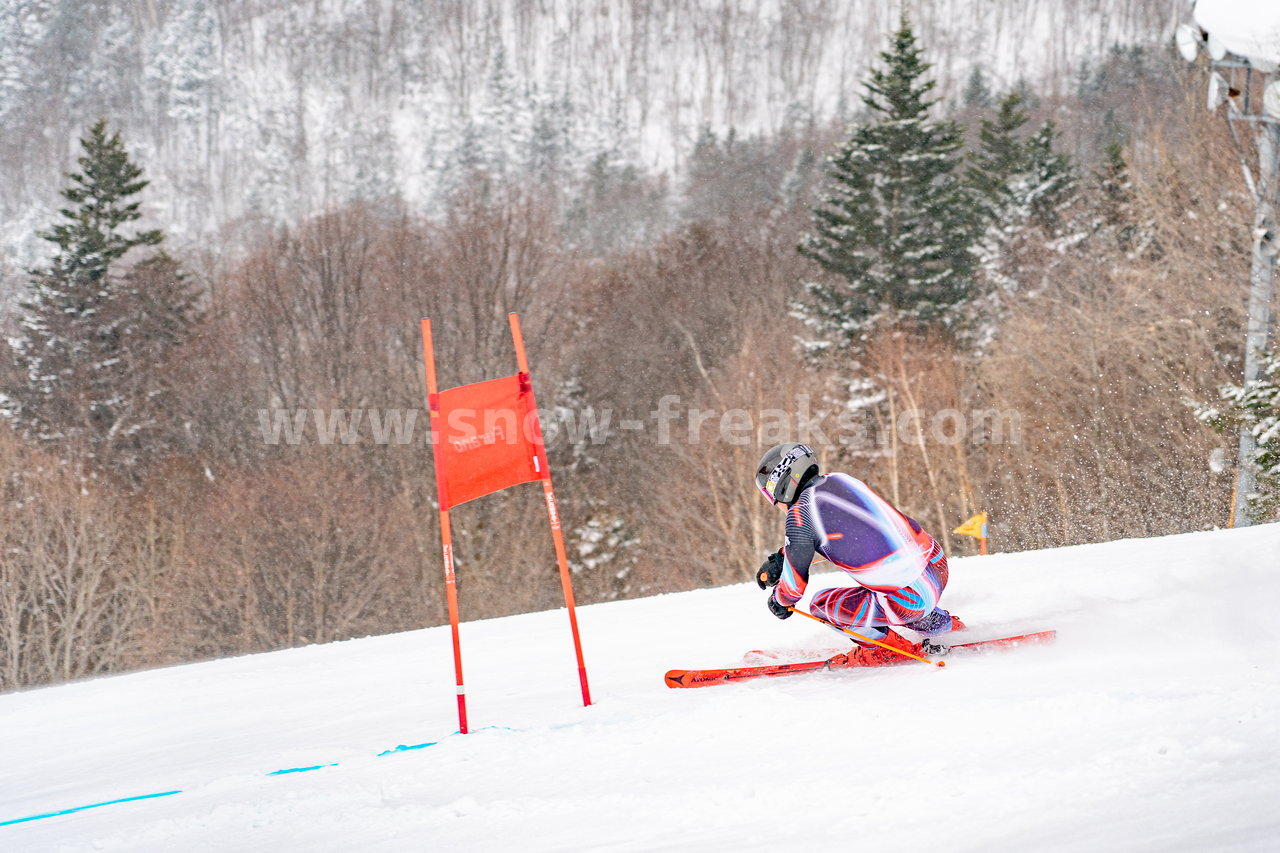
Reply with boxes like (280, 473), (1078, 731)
(0, 426), (162, 689)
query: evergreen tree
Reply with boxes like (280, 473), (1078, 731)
(967, 91), (1076, 233)
(962, 65), (993, 108)
(528, 31), (578, 184)
(35, 119), (164, 288)
(1097, 140), (1132, 221)
(1009, 77), (1041, 111)
(967, 92), (1032, 224)
(682, 126), (785, 223)
(1197, 349), (1280, 522)
(798, 15), (979, 348)
(1022, 120), (1076, 233)
(1095, 139), (1143, 253)
(963, 90), (1077, 338)
(480, 44), (522, 176)
(4, 119), (199, 477)
(968, 94), (1077, 236)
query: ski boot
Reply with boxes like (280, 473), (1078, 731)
(904, 608), (967, 637)
(841, 629), (922, 667)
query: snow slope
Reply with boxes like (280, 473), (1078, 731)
(2, 524), (1279, 852)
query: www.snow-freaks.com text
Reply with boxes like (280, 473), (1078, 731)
(256, 396), (1022, 450)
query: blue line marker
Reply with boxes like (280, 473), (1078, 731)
(3, 727), (501, 828)
(374, 725), (509, 757)
(376, 741), (438, 757)
(266, 763), (339, 776)
(0, 790), (183, 828)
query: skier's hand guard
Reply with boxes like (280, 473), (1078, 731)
(767, 595), (793, 620)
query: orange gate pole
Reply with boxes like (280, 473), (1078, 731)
(421, 318), (469, 734)
(508, 313), (592, 707)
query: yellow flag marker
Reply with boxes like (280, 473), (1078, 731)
(953, 511), (989, 555)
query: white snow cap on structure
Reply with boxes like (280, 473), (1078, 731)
(1195, 0), (1280, 65)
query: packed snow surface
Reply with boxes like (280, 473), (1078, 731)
(2, 524), (1279, 851)
(1196, 0), (1280, 64)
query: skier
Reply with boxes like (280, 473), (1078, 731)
(753, 442), (964, 664)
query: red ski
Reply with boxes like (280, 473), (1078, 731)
(664, 630), (1055, 689)
(665, 641), (922, 689)
(664, 657), (833, 688)
(941, 629), (1056, 654)
(743, 629), (1056, 665)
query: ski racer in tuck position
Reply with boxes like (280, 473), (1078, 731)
(754, 442), (965, 664)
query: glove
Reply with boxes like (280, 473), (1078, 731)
(767, 595), (793, 620)
(756, 550), (784, 590)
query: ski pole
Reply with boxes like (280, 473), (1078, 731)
(788, 607), (944, 667)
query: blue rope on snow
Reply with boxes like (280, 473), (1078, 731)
(2, 724), (511, 828)
(0, 790), (183, 827)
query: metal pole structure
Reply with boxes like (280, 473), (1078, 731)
(1234, 72), (1280, 527)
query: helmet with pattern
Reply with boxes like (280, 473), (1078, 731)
(754, 442), (819, 506)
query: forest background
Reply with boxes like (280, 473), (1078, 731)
(0, 0), (1265, 690)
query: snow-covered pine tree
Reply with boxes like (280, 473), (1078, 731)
(1080, 135), (1160, 263)
(1197, 349), (1280, 522)
(528, 31), (578, 186)
(965, 92), (1032, 313)
(798, 14), (979, 351)
(967, 92), (1031, 221)
(1023, 120), (1076, 233)
(967, 92), (1077, 300)
(1096, 139), (1138, 250)
(962, 66), (993, 109)
(1009, 77), (1042, 111)
(968, 93), (1076, 233)
(4, 119), (200, 478)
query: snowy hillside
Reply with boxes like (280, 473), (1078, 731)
(0, 0), (1176, 268)
(3, 523), (1279, 851)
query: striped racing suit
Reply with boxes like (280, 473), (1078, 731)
(770, 473), (951, 643)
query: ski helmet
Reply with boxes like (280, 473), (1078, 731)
(755, 443), (819, 505)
